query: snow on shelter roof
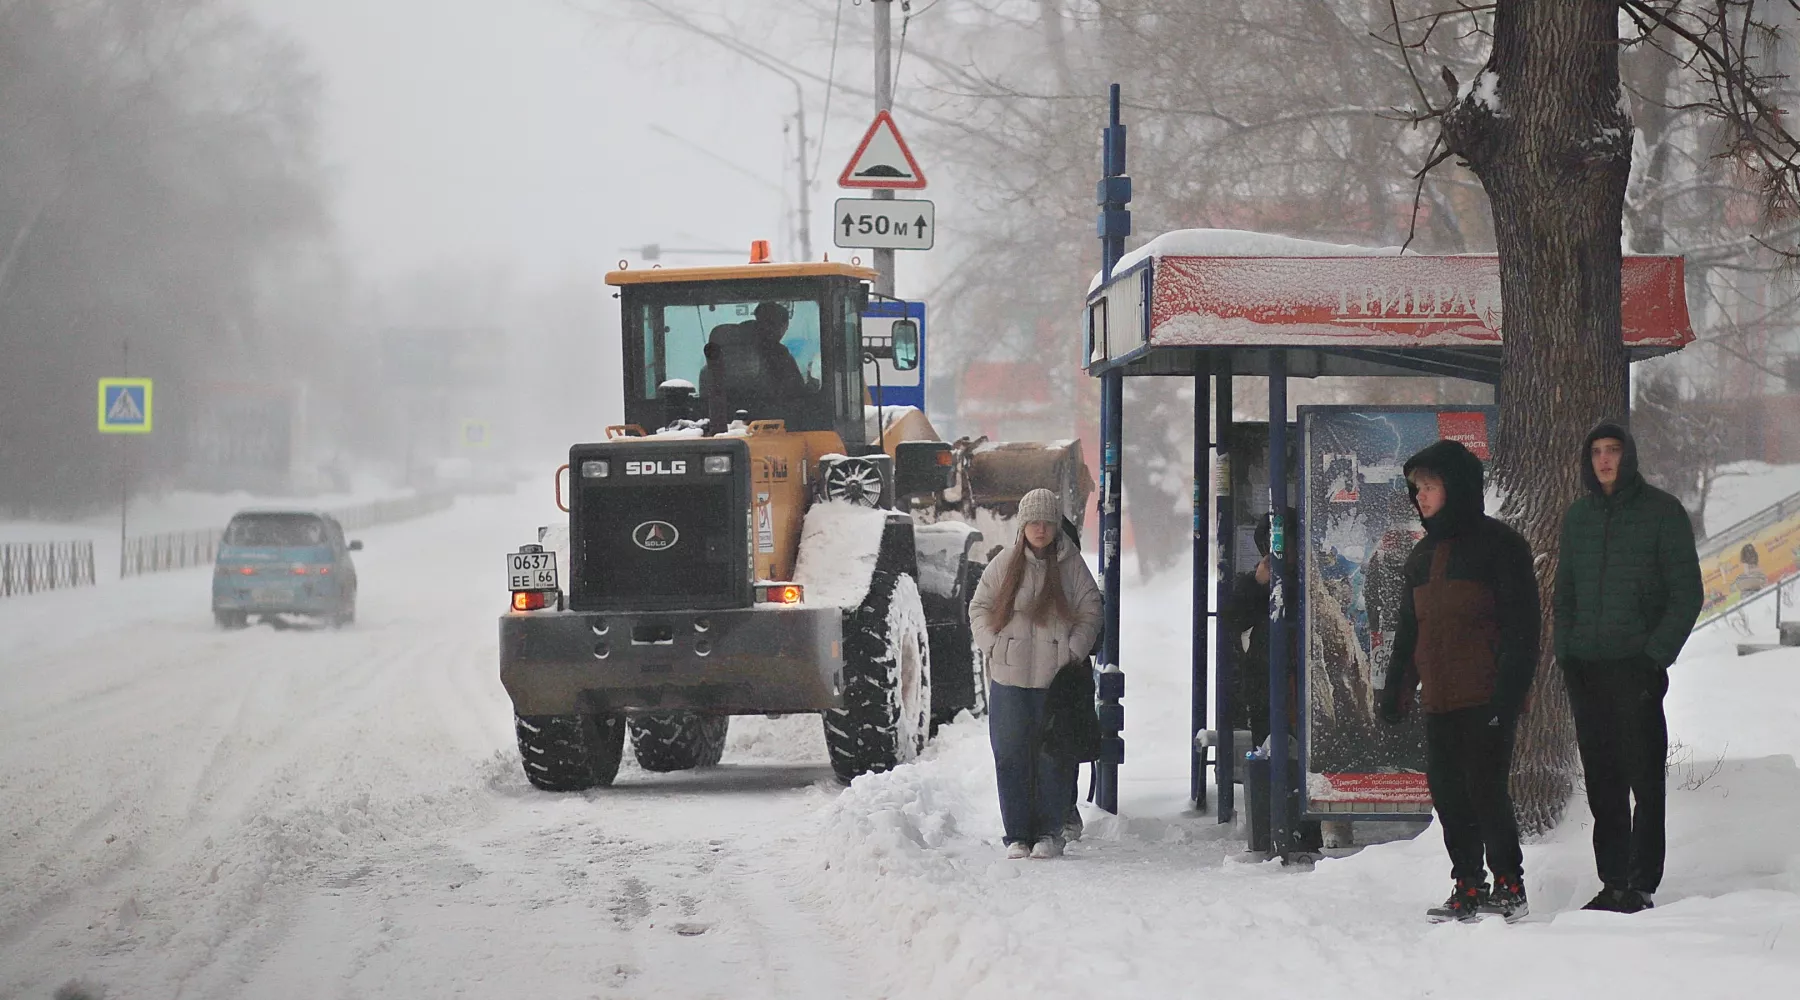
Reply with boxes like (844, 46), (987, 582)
(1084, 228), (1693, 368)
(1089, 228), (1409, 292)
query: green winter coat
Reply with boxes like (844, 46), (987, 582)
(1552, 423), (1703, 668)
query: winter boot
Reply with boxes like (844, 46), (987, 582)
(1029, 836), (1065, 860)
(1582, 887), (1639, 913)
(1062, 807), (1084, 843)
(1482, 874), (1529, 922)
(1005, 842), (1032, 860)
(1426, 878), (1490, 923)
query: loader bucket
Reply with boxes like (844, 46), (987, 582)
(959, 438), (1095, 535)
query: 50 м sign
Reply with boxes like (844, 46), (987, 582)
(833, 198), (934, 251)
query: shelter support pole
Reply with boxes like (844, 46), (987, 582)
(1267, 350), (1295, 854)
(1214, 360), (1235, 823)
(1097, 371), (1124, 814)
(1092, 83), (1129, 815)
(1191, 367), (1210, 809)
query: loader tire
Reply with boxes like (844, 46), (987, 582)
(628, 712), (730, 772)
(824, 570), (932, 783)
(925, 557), (989, 728)
(516, 714), (625, 791)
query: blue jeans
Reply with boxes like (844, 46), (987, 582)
(989, 682), (1077, 846)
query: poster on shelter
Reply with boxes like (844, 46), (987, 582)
(1300, 405), (1496, 816)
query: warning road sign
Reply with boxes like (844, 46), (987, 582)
(97, 378), (153, 434)
(838, 111), (926, 189)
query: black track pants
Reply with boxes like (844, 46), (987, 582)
(1564, 657), (1670, 894)
(1425, 706), (1523, 883)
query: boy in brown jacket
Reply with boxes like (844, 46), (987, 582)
(1379, 440), (1540, 922)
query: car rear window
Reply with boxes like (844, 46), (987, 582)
(224, 514), (329, 547)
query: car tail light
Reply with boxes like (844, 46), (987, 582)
(238, 566), (257, 576)
(756, 583), (804, 605)
(513, 591), (550, 612)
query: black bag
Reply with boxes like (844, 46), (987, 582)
(1043, 658), (1102, 763)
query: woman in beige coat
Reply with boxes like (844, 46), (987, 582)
(969, 489), (1103, 859)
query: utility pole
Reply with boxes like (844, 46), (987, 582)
(871, 0), (895, 296)
(791, 111), (814, 261)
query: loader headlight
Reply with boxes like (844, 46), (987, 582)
(581, 460), (609, 479)
(703, 455), (731, 474)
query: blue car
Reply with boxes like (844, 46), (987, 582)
(212, 510), (361, 628)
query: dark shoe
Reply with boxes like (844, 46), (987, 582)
(1582, 887), (1641, 913)
(1483, 874), (1529, 922)
(1426, 878), (1490, 923)
(1632, 891), (1655, 911)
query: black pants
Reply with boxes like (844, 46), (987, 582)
(1564, 657), (1670, 893)
(1425, 707), (1523, 883)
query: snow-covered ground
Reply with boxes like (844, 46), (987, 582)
(4, 480), (1800, 998)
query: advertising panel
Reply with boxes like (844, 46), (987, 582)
(1696, 494), (1800, 624)
(1300, 405), (1497, 817)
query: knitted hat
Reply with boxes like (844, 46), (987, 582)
(1017, 488), (1060, 526)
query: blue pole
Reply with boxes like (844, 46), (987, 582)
(1094, 83), (1130, 814)
(1267, 350), (1292, 853)
(1191, 370), (1210, 809)
(1214, 361), (1235, 823)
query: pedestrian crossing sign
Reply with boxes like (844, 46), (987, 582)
(98, 378), (153, 433)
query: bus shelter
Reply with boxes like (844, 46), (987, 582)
(1083, 87), (1695, 854)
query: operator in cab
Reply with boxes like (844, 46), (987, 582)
(701, 301), (812, 431)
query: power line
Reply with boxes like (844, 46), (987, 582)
(893, 1), (912, 97)
(811, 0), (848, 181)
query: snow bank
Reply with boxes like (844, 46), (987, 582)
(804, 554), (1800, 998)
(1091, 227), (1412, 292)
(1705, 461), (1800, 538)
(793, 501), (894, 608)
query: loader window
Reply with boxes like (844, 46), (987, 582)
(643, 298), (824, 399)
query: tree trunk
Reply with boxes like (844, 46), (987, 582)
(1439, 0), (1633, 834)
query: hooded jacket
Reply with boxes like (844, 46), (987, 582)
(1382, 440), (1541, 718)
(969, 530), (1103, 690)
(1553, 422), (1703, 668)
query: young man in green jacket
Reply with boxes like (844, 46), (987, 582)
(1554, 421), (1704, 914)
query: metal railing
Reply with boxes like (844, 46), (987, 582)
(330, 492), (454, 533)
(4, 491), (457, 593)
(122, 527), (222, 577)
(1, 540), (97, 597)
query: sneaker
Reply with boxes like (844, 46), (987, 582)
(1483, 874), (1529, 922)
(1581, 887), (1640, 912)
(1029, 836), (1064, 860)
(1062, 809), (1084, 843)
(1005, 842), (1032, 860)
(1632, 890), (1655, 911)
(1426, 878), (1490, 923)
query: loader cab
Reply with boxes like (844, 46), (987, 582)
(608, 262), (882, 449)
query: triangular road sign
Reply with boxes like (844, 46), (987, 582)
(838, 111), (926, 190)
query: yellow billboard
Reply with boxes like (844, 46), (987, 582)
(1698, 497), (1800, 624)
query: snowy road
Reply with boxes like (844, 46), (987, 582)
(6, 488), (1800, 998)
(0, 493), (857, 999)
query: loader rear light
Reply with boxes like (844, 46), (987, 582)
(703, 455), (732, 474)
(757, 583), (804, 605)
(935, 451), (953, 466)
(513, 590), (550, 612)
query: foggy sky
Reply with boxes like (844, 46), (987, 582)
(245, 0), (862, 282)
